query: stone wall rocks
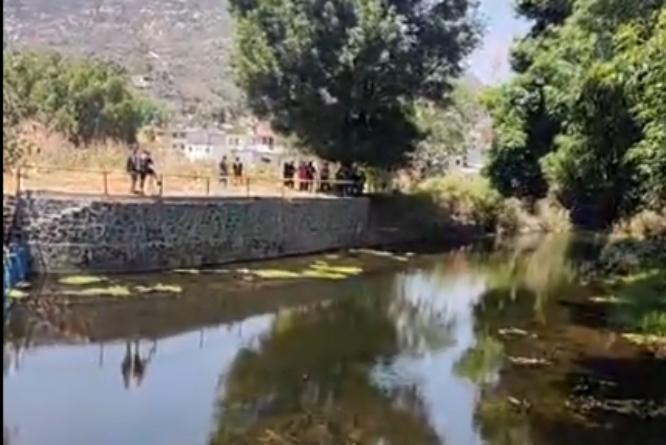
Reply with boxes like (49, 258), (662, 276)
(11, 194), (370, 273)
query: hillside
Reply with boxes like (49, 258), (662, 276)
(3, 0), (239, 121)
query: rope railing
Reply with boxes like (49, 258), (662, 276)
(5, 164), (363, 199)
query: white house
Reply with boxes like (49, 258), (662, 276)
(169, 125), (286, 171)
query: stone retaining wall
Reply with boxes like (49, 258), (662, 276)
(14, 193), (370, 273)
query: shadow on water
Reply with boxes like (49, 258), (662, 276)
(3, 234), (665, 445)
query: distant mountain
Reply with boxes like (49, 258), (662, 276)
(3, 0), (239, 120)
(3, 0), (487, 125)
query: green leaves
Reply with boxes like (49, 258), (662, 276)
(229, 0), (481, 167)
(3, 51), (160, 147)
(486, 0), (666, 226)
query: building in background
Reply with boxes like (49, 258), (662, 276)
(161, 122), (287, 173)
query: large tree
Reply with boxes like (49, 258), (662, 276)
(485, 0), (666, 227)
(229, 0), (481, 168)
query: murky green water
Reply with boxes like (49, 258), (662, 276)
(4, 235), (665, 445)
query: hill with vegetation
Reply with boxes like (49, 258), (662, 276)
(3, 0), (240, 122)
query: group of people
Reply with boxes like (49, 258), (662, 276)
(127, 145), (365, 197)
(218, 156), (245, 186)
(283, 160), (365, 196)
(126, 144), (161, 195)
(283, 161), (324, 192)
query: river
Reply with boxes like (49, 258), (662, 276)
(3, 234), (665, 445)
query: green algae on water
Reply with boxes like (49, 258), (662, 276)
(253, 269), (302, 279)
(7, 289), (28, 299)
(135, 283), (183, 294)
(66, 285), (132, 298)
(58, 275), (107, 286)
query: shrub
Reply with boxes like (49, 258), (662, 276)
(533, 196), (572, 233)
(416, 174), (503, 232)
(612, 209), (666, 240)
(495, 197), (524, 236)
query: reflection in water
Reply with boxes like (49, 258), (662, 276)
(3, 235), (664, 445)
(121, 340), (157, 389)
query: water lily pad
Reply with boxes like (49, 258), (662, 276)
(309, 263), (363, 275)
(253, 269), (301, 279)
(589, 296), (622, 304)
(172, 269), (201, 275)
(67, 286), (131, 297)
(135, 284), (183, 294)
(58, 275), (107, 286)
(7, 289), (28, 299)
(508, 356), (552, 367)
(301, 269), (347, 280)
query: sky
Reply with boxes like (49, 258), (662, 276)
(467, 0), (532, 85)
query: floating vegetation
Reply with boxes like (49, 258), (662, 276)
(507, 396), (532, 411)
(171, 269), (201, 275)
(508, 356), (552, 367)
(252, 269), (302, 279)
(301, 269), (347, 280)
(622, 333), (666, 359)
(309, 262), (363, 276)
(58, 275), (107, 286)
(589, 296), (622, 304)
(497, 328), (535, 338)
(351, 248), (409, 262)
(65, 285), (132, 298)
(7, 289), (28, 299)
(135, 284), (183, 294)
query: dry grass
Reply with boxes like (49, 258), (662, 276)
(612, 209), (666, 240)
(5, 125), (323, 198)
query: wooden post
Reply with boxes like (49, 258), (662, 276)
(15, 167), (21, 196)
(102, 171), (109, 196)
(205, 177), (211, 196)
(158, 175), (164, 197)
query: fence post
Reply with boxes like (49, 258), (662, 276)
(158, 175), (164, 197)
(102, 171), (109, 196)
(15, 167), (21, 196)
(205, 177), (211, 196)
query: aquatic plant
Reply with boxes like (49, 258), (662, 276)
(135, 284), (183, 294)
(58, 275), (107, 285)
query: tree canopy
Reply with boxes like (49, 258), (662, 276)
(229, 0), (481, 168)
(3, 51), (160, 148)
(485, 0), (666, 227)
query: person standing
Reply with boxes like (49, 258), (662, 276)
(320, 162), (331, 193)
(139, 150), (161, 194)
(232, 157), (244, 186)
(298, 161), (308, 191)
(307, 161), (317, 192)
(219, 155), (229, 187)
(126, 144), (141, 194)
(283, 161), (294, 189)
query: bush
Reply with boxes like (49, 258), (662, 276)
(415, 174), (503, 232)
(612, 209), (666, 240)
(533, 196), (572, 233)
(495, 197), (524, 236)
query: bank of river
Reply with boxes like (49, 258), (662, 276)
(3, 234), (665, 445)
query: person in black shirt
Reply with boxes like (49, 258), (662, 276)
(138, 150), (160, 194)
(126, 145), (141, 194)
(232, 158), (244, 186)
(320, 162), (331, 193)
(219, 155), (229, 187)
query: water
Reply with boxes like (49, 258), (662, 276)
(4, 235), (665, 445)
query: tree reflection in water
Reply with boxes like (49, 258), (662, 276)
(209, 278), (445, 444)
